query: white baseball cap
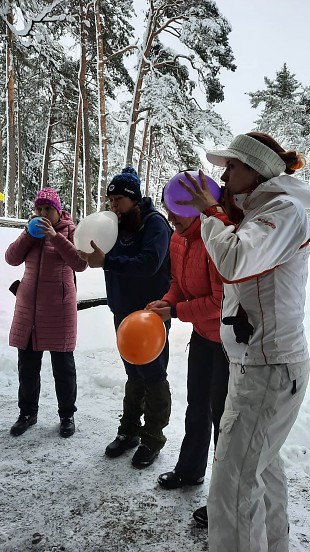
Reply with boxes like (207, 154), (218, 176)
(207, 134), (286, 179)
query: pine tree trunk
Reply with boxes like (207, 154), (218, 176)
(41, 83), (57, 189)
(145, 126), (154, 197)
(79, 0), (92, 217)
(0, 121), (3, 217)
(94, 0), (108, 211)
(5, 8), (16, 218)
(155, 165), (164, 210)
(16, 92), (22, 218)
(124, 10), (155, 167)
(71, 96), (82, 223)
(137, 115), (150, 179)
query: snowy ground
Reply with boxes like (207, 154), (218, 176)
(0, 227), (310, 552)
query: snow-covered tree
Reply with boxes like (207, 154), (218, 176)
(0, 0), (76, 215)
(0, 0), (236, 217)
(124, 0), (236, 167)
(90, 0), (135, 210)
(4, 0), (16, 217)
(247, 64), (310, 181)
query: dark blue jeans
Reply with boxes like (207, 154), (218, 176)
(17, 338), (77, 419)
(175, 330), (229, 481)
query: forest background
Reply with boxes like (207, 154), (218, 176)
(1, 0), (310, 222)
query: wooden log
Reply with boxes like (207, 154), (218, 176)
(77, 298), (108, 310)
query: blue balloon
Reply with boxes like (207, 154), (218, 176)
(28, 217), (45, 238)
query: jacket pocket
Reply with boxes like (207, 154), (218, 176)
(62, 282), (71, 302)
(285, 361), (310, 403)
(215, 410), (239, 462)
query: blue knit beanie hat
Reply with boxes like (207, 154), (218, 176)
(107, 167), (142, 202)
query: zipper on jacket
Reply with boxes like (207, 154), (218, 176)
(181, 237), (189, 294)
(32, 239), (45, 350)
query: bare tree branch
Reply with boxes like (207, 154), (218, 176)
(103, 40), (140, 63)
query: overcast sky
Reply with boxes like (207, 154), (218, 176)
(213, 0), (310, 135)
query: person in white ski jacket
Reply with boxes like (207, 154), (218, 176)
(177, 132), (310, 552)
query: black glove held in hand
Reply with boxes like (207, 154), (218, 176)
(222, 316), (254, 345)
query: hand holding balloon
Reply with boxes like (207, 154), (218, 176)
(39, 217), (57, 238)
(28, 216), (56, 238)
(177, 170), (222, 213)
(74, 211), (118, 254)
(78, 240), (105, 267)
(147, 300), (170, 309)
(146, 300), (171, 322)
(164, 170), (221, 217)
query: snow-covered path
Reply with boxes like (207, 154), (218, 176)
(1, 227), (309, 551)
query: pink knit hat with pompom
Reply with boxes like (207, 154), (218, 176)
(34, 187), (62, 213)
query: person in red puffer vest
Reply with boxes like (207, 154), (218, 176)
(148, 195), (233, 494)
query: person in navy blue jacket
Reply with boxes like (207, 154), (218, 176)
(79, 167), (172, 469)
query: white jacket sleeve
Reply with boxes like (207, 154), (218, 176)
(201, 198), (309, 283)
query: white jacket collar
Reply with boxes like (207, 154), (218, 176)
(239, 175), (310, 213)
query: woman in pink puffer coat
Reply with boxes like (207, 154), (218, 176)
(5, 188), (87, 438)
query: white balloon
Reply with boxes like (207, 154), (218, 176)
(74, 211), (118, 253)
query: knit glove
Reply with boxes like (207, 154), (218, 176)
(222, 316), (254, 345)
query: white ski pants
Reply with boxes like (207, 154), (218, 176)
(208, 360), (310, 552)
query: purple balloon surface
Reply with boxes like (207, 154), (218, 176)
(163, 170), (221, 217)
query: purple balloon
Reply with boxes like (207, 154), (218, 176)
(163, 170), (221, 217)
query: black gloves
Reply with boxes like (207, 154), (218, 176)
(222, 316), (254, 345)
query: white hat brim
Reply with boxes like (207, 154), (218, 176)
(206, 150), (247, 167)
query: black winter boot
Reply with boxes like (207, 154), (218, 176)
(105, 434), (140, 458)
(59, 416), (75, 438)
(193, 505), (208, 528)
(10, 414), (37, 436)
(158, 470), (204, 490)
(131, 445), (159, 468)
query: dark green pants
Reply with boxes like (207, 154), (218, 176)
(118, 377), (171, 450)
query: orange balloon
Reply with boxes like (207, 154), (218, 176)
(116, 310), (166, 365)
